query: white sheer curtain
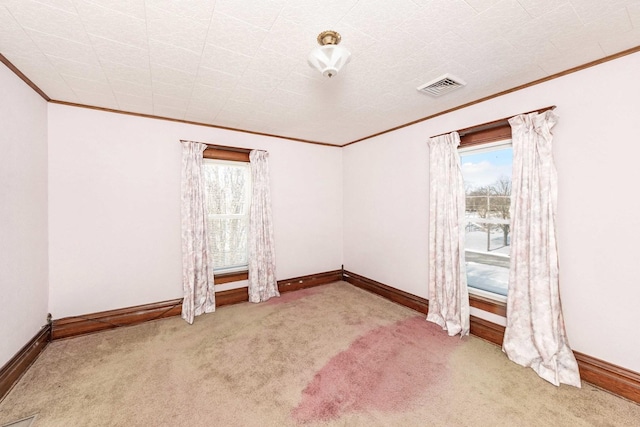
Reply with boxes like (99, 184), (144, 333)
(248, 150), (280, 303)
(203, 162), (250, 270)
(181, 141), (215, 324)
(503, 111), (581, 387)
(427, 132), (470, 337)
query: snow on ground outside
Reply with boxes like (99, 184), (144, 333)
(465, 230), (509, 295)
(466, 262), (509, 296)
(465, 230), (510, 255)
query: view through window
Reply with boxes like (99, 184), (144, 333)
(460, 141), (512, 297)
(203, 159), (251, 273)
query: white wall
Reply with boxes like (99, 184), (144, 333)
(343, 134), (430, 298)
(47, 105), (343, 318)
(0, 63), (49, 366)
(343, 51), (640, 373)
(5, 48), (639, 376)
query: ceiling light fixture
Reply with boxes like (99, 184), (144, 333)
(307, 30), (351, 78)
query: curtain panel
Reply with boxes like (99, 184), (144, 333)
(248, 150), (279, 303)
(503, 111), (581, 387)
(427, 132), (470, 337)
(180, 141), (216, 324)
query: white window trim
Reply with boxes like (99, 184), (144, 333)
(204, 158), (250, 166)
(467, 217), (510, 225)
(203, 158), (252, 273)
(461, 138), (512, 301)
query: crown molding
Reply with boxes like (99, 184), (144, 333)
(4, 45), (640, 148)
(342, 44), (640, 147)
(0, 53), (50, 101)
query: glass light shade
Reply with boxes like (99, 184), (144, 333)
(307, 44), (351, 78)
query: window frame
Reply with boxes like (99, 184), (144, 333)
(203, 158), (252, 274)
(200, 145), (252, 283)
(203, 146), (250, 162)
(433, 106), (554, 314)
(459, 139), (512, 303)
(456, 121), (520, 312)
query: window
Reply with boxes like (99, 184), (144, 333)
(203, 159), (251, 273)
(460, 140), (512, 299)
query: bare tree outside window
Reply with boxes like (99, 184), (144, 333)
(464, 176), (510, 252)
(490, 177), (511, 247)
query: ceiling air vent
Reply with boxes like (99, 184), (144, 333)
(417, 73), (466, 97)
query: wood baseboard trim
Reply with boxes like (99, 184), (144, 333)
(472, 311), (640, 404)
(215, 287), (248, 307)
(52, 299), (183, 340)
(278, 269), (343, 293)
(469, 315), (505, 346)
(342, 270), (429, 314)
(342, 270), (496, 338)
(574, 351), (640, 404)
(216, 269), (344, 309)
(46, 267), (640, 405)
(0, 325), (50, 402)
(343, 269), (640, 404)
(52, 269), (344, 339)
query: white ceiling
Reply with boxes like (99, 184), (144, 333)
(1, 0), (639, 146)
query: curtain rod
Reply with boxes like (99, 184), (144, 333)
(429, 105), (556, 140)
(179, 139), (253, 154)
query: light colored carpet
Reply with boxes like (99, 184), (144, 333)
(1, 282), (638, 426)
(1, 415), (36, 427)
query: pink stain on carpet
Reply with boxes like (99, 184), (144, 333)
(291, 316), (460, 423)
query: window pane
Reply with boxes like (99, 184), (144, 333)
(203, 161), (251, 271)
(460, 145), (512, 297)
(465, 221), (510, 296)
(203, 163), (250, 215)
(207, 217), (248, 269)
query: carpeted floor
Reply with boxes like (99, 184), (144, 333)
(1, 281), (639, 426)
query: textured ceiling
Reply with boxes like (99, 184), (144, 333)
(1, 0), (639, 146)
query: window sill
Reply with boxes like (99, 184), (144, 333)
(214, 270), (248, 284)
(469, 292), (507, 317)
